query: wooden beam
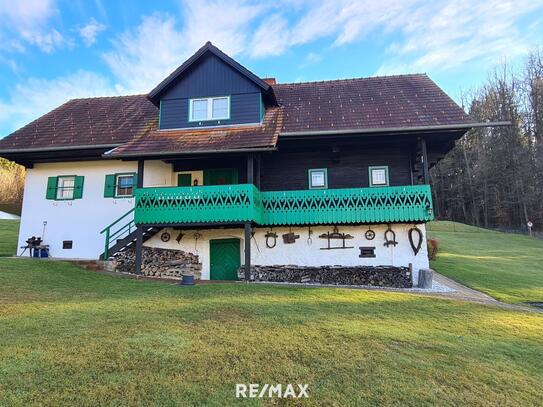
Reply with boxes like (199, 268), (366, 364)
(247, 154), (254, 185)
(134, 159), (145, 275)
(255, 154), (261, 189)
(421, 138), (430, 185)
(244, 222), (251, 282)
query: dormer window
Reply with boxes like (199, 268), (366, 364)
(189, 96), (230, 122)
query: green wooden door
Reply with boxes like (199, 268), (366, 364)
(177, 173), (192, 186)
(209, 238), (241, 280)
(204, 168), (239, 185)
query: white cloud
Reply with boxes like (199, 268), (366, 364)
(78, 18), (106, 46)
(103, 0), (267, 93)
(0, 0), (68, 53)
(0, 71), (116, 135)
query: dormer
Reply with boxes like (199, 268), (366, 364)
(148, 42), (277, 130)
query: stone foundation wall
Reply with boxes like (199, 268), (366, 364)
(238, 265), (412, 288)
(113, 247), (202, 279)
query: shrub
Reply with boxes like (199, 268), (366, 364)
(427, 238), (439, 260)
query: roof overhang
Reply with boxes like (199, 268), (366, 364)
(103, 146), (277, 160)
(279, 121), (511, 139)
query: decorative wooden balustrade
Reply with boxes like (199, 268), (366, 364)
(133, 184), (433, 226)
(260, 185), (433, 225)
(134, 184), (263, 225)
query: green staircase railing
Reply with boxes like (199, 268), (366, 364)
(133, 184), (433, 226)
(100, 208), (135, 259)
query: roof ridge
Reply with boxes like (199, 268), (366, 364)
(274, 73), (428, 86)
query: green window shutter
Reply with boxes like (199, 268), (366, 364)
(104, 174), (116, 197)
(46, 176), (58, 200)
(73, 176), (85, 199)
(177, 173), (192, 186)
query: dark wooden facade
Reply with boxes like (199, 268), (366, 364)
(160, 53), (263, 130)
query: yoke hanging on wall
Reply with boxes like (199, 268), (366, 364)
(408, 225), (423, 255)
(383, 225), (398, 247)
(319, 226), (354, 250)
(265, 230), (278, 248)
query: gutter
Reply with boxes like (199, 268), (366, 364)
(279, 121), (511, 137)
(0, 144), (122, 154)
(102, 146), (277, 159)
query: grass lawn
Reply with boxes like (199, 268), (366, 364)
(0, 219), (19, 257)
(428, 221), (543, 304)
(0, 258), (542, 406)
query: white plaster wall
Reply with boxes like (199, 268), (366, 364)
(143, 160), (172, 187)
(145, 223), (429, 283)
(18, 160), (140, 259)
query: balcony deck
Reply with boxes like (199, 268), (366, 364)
(134, 184), (433, 226)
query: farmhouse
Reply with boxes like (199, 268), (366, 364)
(0, 42), (491, 285)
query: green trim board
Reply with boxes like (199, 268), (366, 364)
(368, 166), (390, 187)
(308, 168), (328, 189)
(209, 238), (241, 280)
(134, 184), (434, 226)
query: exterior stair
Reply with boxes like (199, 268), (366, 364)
(99, 209), (160, 260)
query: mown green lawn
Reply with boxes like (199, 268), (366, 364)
(0, 219), (19, 257)
(0, 258), (542, 406)
(428, 221), (543, 304)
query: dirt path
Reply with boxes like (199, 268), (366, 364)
(422, 272), (541, 313)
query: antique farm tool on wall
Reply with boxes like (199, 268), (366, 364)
(319, 226), (354, 250)
(193, 231), (202, 252)
(359, 246), (376, 258)
(364, 227), (376, 240)
(282, 227), (300, 244)
(408, 225), (423, 255)
(175, 232), (184, 244)
(383, 225), (398, 247)
(307, 226), (313, 245)
(160, 232), (171, 242)
(265, 230), (278, 248)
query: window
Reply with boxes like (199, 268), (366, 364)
(116, 174), (134, 197)
(308, 168), (328, 189)
(369, 166), (389, 187)
(104, 173), (136, 198)
(46, 175), (84, 200)
(63, 240), (73, 249)
(189, 96), (230, 122)
(57, 176), (75, 200)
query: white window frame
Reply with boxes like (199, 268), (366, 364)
(56, 176), (76, 200)
(189, 96), (230, 122)
(369, 166), (389, 187)
(308, 168), (328, 189)
(115, 174), (134, 198)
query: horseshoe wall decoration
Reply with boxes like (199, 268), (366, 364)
(408, 226), (423, 255)
(384, 225), (398, 247)
(265, 231), (278, 248)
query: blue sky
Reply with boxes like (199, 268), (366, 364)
(1, 0), (543, 137)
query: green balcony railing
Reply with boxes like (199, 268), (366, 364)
(134, 184), (263, 225)
(134, 184), (433, 226)
(260, 185), (433, 225)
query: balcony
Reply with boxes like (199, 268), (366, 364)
(134, 184), (434, 226)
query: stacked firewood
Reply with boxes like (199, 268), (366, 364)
(113, 247), (202, 279)
(238, 265), (412, 288)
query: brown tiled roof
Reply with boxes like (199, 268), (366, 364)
(274, 74), (475, 133)
(0, 73), (475, 156)
(0, 95), (157, 151)
(106, 106), (283, 157)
